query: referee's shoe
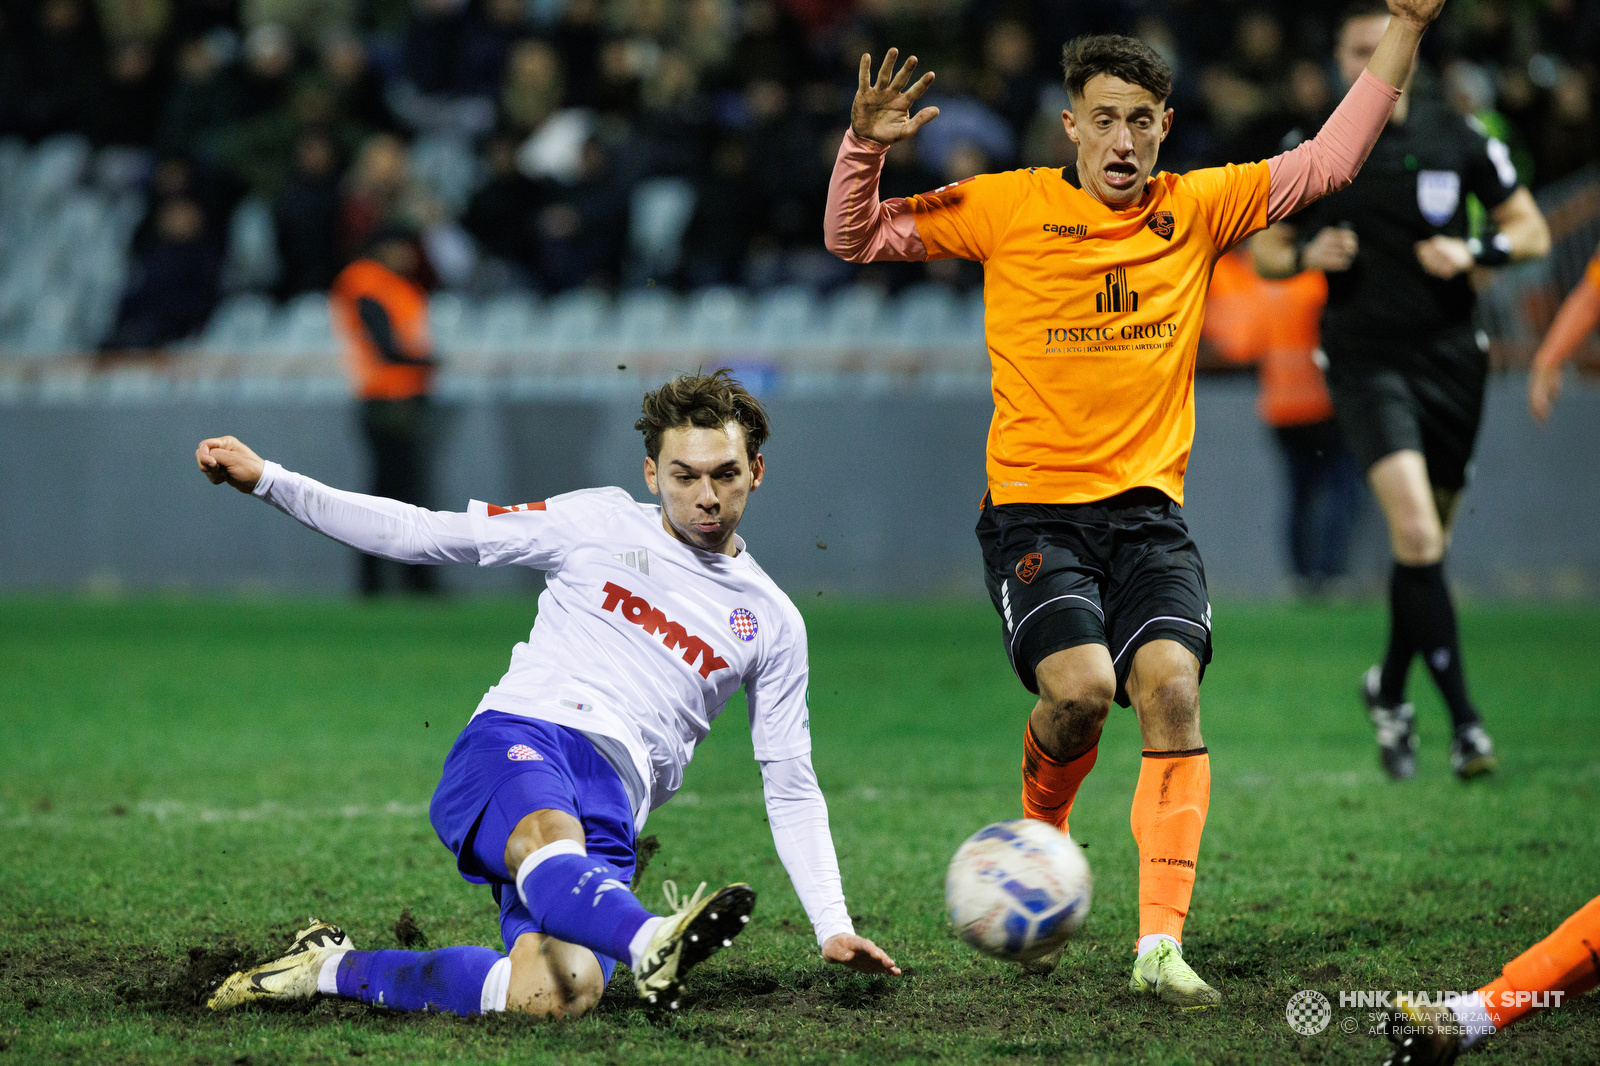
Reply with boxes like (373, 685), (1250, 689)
(1363, 666), (1418, 781)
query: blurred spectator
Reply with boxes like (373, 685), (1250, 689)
(1206, 251), (1360, 596)
(330, 231), (437, 595)
(241, 0), (353, 47)
(320, 32), (398, 133)
(275, 128), (344, 295)
(341, 132), (441, 258)
(679, 136), (759, 287)
(104, 195), (223, 349)
(236, 22), (295, 119)
(500, 38), (564, 134)
(526, 136), (627, 290)
(462, 129), (540, 278)
(96, 0), (172, 43)
(93, 38), (167, 146)
(157, 33), (241, 156)
(24, 0), (107, 138)
(975, 19), (1042, 142)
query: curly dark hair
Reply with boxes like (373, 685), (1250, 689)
(1061, 34), (1173, 105)
(636, 368), (771, 462)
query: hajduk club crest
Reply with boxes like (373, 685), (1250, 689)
(729, 608), (759, 642)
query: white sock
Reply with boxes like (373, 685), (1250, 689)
(628, 917), (665, 971)
(316, 950), (350, 995)
(1137, 934), (1180, 959)
(514, 838), (587, 907)
(1452, 992), (1495, 1049)
(479, 956), (513, 1013)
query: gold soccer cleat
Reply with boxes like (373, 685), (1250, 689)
(1129, 938), (1222, 1009)
(207, 919), (354, 1011)
(1383, 993), (1462, 1066)
(633, 880), (756, 1011)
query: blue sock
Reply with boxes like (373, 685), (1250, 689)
(518, 849), (656, 964)
(334, 947), (504, 1015)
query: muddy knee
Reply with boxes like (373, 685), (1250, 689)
(506, 933), (606, 1019)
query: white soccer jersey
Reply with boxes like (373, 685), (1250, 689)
(465, 486), (812, 817)
(249, 461), (854, 948)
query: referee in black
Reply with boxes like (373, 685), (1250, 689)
(1253, 0), (1549, 781)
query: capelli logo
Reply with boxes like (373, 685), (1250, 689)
(1043, 222), (1088, 238)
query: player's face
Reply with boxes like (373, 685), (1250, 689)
(644, 423), (765, 556)
(1062, 75), (1172, 208)
(1337, 15), (1394, 89)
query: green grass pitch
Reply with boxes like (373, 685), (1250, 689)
(1, 597), (1596, 1065)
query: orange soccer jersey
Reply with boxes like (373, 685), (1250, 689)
(908, 162), (1272, 506)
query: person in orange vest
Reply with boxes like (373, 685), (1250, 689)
(1206, 249), (1361, 596)
(1528, 239), (1600, 422)
(331, 230), (438, 595)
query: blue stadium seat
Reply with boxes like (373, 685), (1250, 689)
(822, 284), (887, 349)
(615, 289), (682, 353)
(752, 285), (820, 353)
(683, 287), (751, 352)
(428, 292), (476, 355)
(409, 135), (482, 216)
(479, 292), (542, 357)
(221, 196), (280, 292)
(270, 293), (337, 359)
(199, 293), (276, 356)
(627, 178), (696, 284)
(541, 288), (610, 359)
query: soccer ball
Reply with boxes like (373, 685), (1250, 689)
(945, 819), (1092, 963)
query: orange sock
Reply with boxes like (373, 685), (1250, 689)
(1479, 894), (1600, 1031)
(1129, 748), (1210, 945)
(1021, 723), (1098, 834)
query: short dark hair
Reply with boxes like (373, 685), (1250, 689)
(1061, 34), (1172, 105)
(636, 368), (770, 462)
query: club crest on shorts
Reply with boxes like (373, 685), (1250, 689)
(1416, 170), (1461, 226)
(729, 607), (758, 642)
(1016, 552), (1043, 584)
(1147, 210), (1175, 240)
(507, 744), (543, 761)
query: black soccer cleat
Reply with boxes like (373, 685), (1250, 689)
(1363, 666), (1417, 781)
(1381, 993), (1461, 1065)
(633, 880), (756, 1011)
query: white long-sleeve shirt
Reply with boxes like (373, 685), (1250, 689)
(253, 461), (854, 948)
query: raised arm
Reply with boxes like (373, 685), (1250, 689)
(1264, 0), (1448, 223)
(760, 754), (900, 975)
(823, 49), (935, 264)
(195, 435), (478, 565)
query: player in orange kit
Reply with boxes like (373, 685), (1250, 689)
(1382, 893), (1599, 1064)
(1528, 240), (1600, 423)
(825, 0), (1450, 1007)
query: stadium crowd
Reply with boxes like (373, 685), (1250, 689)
(0, 0), (1596, 348)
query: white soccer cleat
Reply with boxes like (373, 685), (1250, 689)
(633, 880), (756, 1011)
(1449, 724), (1497, 780)
(207, 919), (354, 1011)
(1383, 992), (1462, 1065)
(1364, 665), (1418, 781)
(1129, 938), (1221, 1009)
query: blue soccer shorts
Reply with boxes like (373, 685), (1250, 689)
(429, 712), (638, 983)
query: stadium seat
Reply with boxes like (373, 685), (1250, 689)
(21, 135), (90, 214)
(479, 292), (541, 357)
(627, 178), (696, 284)
(683, 287), (752, 352)
(409, 135), (481, 216)
(199, 293), (276, 356)
(821, 284), (888, 351)
(541, 288), (610, 360)
(270, 293), (337, 359)
(221, 196), (281, 292)
(752, 285), (821, 353)
(428, 292), (475, 355)
(615, 289), (683, 353)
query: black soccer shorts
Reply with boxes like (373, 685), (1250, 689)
(1324, 325), (1488, 493)
(975, 488), (1213, 707)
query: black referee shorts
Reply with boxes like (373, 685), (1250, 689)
(1323, 325), (1488, 492)
(975, 489), (1213, 708)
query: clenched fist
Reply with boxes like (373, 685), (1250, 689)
(196, 436), (265, 494)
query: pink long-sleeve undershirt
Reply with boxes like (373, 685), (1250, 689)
(824, 68), (1401, 262)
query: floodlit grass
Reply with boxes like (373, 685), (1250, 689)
(1, 597), (1596, 1064)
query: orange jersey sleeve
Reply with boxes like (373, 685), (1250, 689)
(1588, 246), (1600, 290)
(1181, 162), (1273, 253)
(906, 170), (1029, 262)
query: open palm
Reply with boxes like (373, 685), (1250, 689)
(851, 48), (939, 145)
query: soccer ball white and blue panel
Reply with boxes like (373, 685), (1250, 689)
(945, 819), (1092, 962)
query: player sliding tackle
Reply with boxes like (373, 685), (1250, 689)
(196, 370), (898, 1018)
(827, 0), (1449, 1008)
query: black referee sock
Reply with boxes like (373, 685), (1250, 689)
(1386, 562), (1481, 730)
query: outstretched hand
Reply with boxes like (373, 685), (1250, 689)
(851, 48), (938, 146)
(1385, 0), (1449, 28)
(196, 435), (265, 494)
(822, 933), (901, 976)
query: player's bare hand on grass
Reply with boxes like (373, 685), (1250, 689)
(1414, 235), (1474, 279)
(1529, 362), (1563, 422)
(852, 49), (937, 145)
(822, 933), (901, 976)
(1303, 227), (1359, 272)
(1385, 0), (1450, 29)
(196, 436), (265, 493)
